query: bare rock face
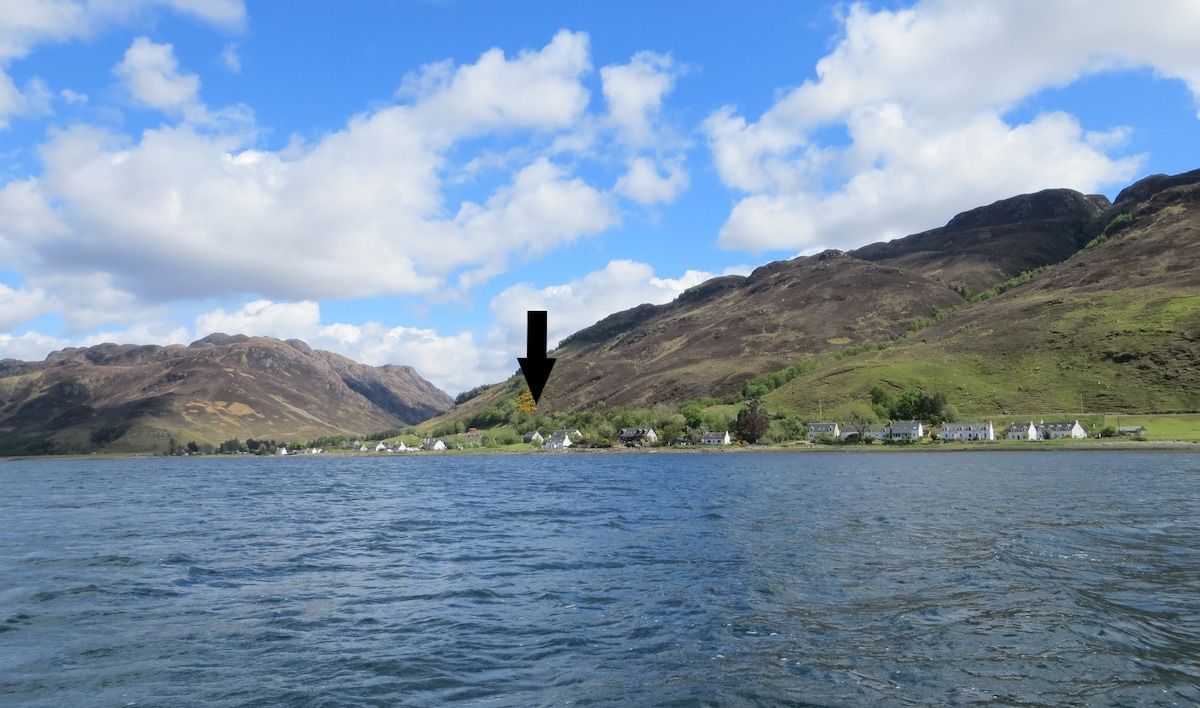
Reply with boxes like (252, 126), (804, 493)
(1113, 168), (1200, 206)
(0, 335), (453, 446)
(851, 188), (1110, 296)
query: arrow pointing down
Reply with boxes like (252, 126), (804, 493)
(517, 310), (556, 405)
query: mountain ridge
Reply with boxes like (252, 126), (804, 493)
(0, 334), (453, 453)
(429, 168), (1200, 432)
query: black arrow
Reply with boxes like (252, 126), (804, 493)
(517, 310), (556, 405)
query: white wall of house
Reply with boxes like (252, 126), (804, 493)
(941, 421), (995, 441)
(1007, 423), (1037, 440)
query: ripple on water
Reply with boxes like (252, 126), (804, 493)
(2, 452), (1200, 706)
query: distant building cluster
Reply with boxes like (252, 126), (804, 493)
(806, 419), (1105, 442)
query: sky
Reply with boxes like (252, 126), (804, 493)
(0, 0), (1198, 397)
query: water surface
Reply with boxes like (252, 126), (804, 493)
(2, 451), (1199, 706)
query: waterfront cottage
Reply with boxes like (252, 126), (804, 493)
(1040, 420), (1088, 439)
(523, 431), (544, 444)
(541, 431), (573, 450)
(889, 421), (925, 440)
(618, 428), (658, 445)
(940, 421), (995, 441)
(703, 431), (731, 445)
(1007, 422), (1038, 440)
(807, 422), (840, 441)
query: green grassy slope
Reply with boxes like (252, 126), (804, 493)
(765, 177), (1200, 418)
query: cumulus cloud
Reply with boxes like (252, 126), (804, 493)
(614, 155), (689, 205)
(0, 0), (246, 127)
(114, 37), (200, 112)
(602, 51), (691, 207)
(706, 0), (1200, 253)
(601, 51), (680, 146)
(0, 282), (49, 330)
(0, 30), (621, 307)
(0, 330), (69, 361)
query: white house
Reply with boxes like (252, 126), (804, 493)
(703, 431), (731, 445)
(542, 431), (573, 450)
(940, 421), (995, 441)
(889, 421), (925, 440)
(375, 441), (389, 452)
(840, 426), (889, 441)
(1040, 420), (1088, 439)
(1007, 422), (1038, 440)
(421, 438), (447, 451)
(807, 422), (840, 441)
(523, 431), (544, 444)
(618, 428), (658, 445)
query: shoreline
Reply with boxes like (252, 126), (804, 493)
(5, 439), (1199, 462)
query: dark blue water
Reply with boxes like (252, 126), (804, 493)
(2, 451), (1200, 706)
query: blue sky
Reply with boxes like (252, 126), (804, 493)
(1, 0), (1198, 396)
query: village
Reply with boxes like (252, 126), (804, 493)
(275, 418), (1151, 456)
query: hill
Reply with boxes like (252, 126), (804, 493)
(763, 169), (1200, 417)
(425, 169), (1200, 436)
(0, 334), (453, 454)
(432, 183), (1116, 429)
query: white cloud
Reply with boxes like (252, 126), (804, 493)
(1, 31), (621, 307)
(602, 51), (691, 207)
(59, 87), (86, 103)
(195, 299), (320, 340)
(0, 0), (246, 127)
(0, 282), (49, 330)
(614, 155), (689, 205)
(114, 36), (200, 112)
(601, 51), (679, 146)
(399, 29), (592, 141)
(0, 330), (68, 362)
(220, 42), (239, 72)
(706, 0), (1200, 253)
(311, 322), (485, 396)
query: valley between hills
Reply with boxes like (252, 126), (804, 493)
(3, 168), (1200, 455)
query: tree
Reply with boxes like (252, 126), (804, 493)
(734, 408), (769, 443)
(515, 391), (537, 415)
(679, 402), (704, 429)
(869, 387), (893, 420)
(779, 415), (807, 441)
(844, 407), (875, 443)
